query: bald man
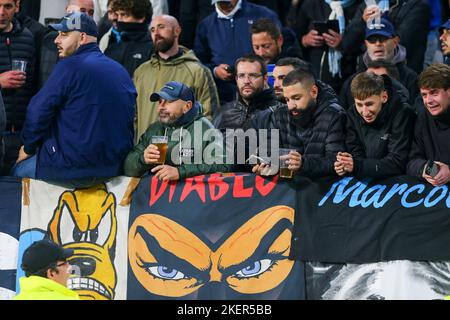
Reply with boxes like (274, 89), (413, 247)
(133, 15), (220, 138)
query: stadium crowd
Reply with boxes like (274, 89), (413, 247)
(0, 0), (450, 188)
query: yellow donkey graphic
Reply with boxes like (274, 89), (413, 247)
(47, 184), (118, 300)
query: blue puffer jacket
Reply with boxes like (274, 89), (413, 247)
(194, 0), (280, 103)
(21, 43), (137, 180)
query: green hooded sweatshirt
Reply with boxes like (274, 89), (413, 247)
(124, 102), (231, 178)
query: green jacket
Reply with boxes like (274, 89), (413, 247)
(133, 47), (220, 139)
(14, 276), (80, 300)
(124, 103), (231, 178)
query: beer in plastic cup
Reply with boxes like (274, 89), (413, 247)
(151, 136), (168, 164)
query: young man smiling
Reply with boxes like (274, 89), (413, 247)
(407, 64), (450, 186)
(335, 72), (414, 179)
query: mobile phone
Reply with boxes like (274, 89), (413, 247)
(313, 21), (328, 35)
(425, 160), (439, 178)
(245, 154), (270, 165)
(327, 20), (340, 34)
(225, 65), (235, 74)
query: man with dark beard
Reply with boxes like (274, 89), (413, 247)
(133, 15), (219, 139)
(104, 0), (153, 77)
(252, 68), (346, 178)
(212, 54), (283, 131)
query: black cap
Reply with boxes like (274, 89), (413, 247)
(21, 240), (74, 274)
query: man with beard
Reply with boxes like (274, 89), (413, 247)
(124, 81), (230, 180)
(104, 0), (153, 77)
(407, 64), (450, 187)
(334, 72), (414, 179)
(272, 57), (314, 103)
(252, 68), (346, 178)
(133, 15), (219, 139)
(250, 18), (303, 65)
(12, 12), (136, 187)
(212, 54), (283, 131)
(440, 20), (450, 66)
(194, 0), (280, 104)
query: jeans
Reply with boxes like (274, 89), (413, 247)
(11, 154), (113, 188)
(11, 154), (37, 179)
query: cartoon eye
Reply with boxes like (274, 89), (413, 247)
(59, 203), (77, 245)
(146, 266), (188, 280)
(95, 208), (112, 246)
(234, 259), (274, 278)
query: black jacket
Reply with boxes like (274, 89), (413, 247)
(213, 87), (283, 131)
(104, 22), (153, 77)
(273, 27), (304, 63)
(292, 0), (360, 91)
(346, 76), (415, 179)
(407, 104), (450, 178)
(0, 19), (36, 131)
(16, 12), (46, 90)
(254, 81), (347, 178)
(38, 30), (58, 88)
(342, 0), (431, 74)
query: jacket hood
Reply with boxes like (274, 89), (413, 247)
(3, 18), (25, 35)
(315, 80), (342, 117)
(171, 100), (202, 128)
(150, 46), (199, 66)
(363, 44), (407, 67)
(238, 87), (277, 112)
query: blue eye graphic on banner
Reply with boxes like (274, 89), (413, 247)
(127, 173), (305, 300)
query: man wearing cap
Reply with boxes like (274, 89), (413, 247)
(339, 18), (419, 109)
(133, 14), (219, 140)
(440, 19), (450, 66)
(14, 240), (79, 300)
(124, 81), (230, 180)
(13, 12), (136, 188)
(342, 0), (430, 74)
(38, 0), (95, 88)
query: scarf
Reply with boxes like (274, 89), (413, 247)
(216, 0), (242, 20)
(324, 0), (355, 77)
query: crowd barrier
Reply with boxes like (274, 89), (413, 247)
(0, 174), (449, 300)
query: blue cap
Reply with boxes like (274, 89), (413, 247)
(365, 18), (396, 39)
(150, 81), (195, 103)
(49, 12), (98, 37)
(440, 19), (450, 32)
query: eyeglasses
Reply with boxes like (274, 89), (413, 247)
(366, 35), (391, 44)
(236, 73), (263, 81)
